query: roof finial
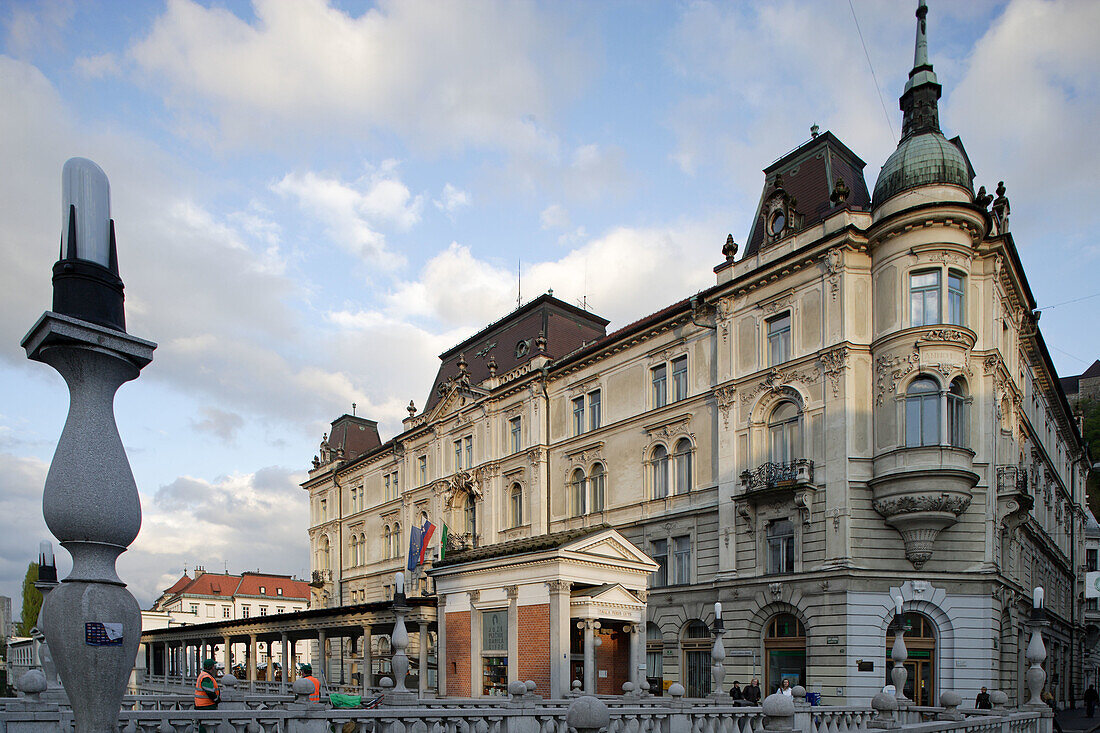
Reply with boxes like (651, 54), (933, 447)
(914, 0), (929, 70)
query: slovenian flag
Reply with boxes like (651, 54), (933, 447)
(407, 524), (423, 571)
(418, 520), (436, 565)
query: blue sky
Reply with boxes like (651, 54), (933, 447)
(2, 0), (1098, 613)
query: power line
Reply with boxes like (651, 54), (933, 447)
(848, 0), (897, 144)
(1036, 290), (1100, 311)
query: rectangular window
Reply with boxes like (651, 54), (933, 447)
(320, 498), (327, 518)
(672, 356), (688, 401)
(573, 396), (585, 436)
(948, 272), (965, 326)
(223, 606), (231, 619)
(419, 456), (428, 486)
(589, 390), (602, 430)
(276, 606), (285, 614)
(190, 604), (198, 614)
(392, 471), (399, 496)
(510, 488), (523, 527)
(206, 604), (214, 617)
(767, 313), (791, 366)
(910, 270), (941, 326)
(510, 416), (522, 453)
(277, 588), (283, 596)
(1089, 549), (1098, 573)
(464, 436), (473, 469)
(259, 606), (268, 616)
(651, 539), (669, 587)
(454, 439), (463, 470)
(673, 535), (691, 584)
(766, 520), (795, 574)
(384, 474), (391, 501)
(241, 605), (250, 618)
(652, 364), (668, 408)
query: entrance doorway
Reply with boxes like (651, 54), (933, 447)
(764, 614), (805, 694)
(885, 612), (936, 705)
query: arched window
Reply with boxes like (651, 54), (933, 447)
(463, 497), (476, 537)
(682, 621), (712, 697)
(318, 535), (330, 571)
(948, 379), (967, 448)
(381, 526), (391, 559)
(768, 401), (802, 464)
(571, 468), (587, 517)
(765, 614), (805, 693)
(906, 377), (941, 447)
(350, 535), (359, 566)
(392, 522), (401, 559)
(510, 484), (523, 528)
(651, 445), (669, 499)
(589, 464), (605, 512)
(886, 612), (937, 705)
(674, 438), (693, 494)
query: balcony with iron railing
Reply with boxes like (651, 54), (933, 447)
(739, 459), (814, 494)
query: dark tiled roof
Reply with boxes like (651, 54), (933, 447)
(424, 294), (608, 412)
(1061, 375), (1080, 396)
(433, 524), (611, 568)
(329, 415), (381, 461)
(744, 131), (870, 258)
(1083, 360), (1100, 379)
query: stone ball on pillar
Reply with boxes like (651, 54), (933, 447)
(566, 695), (610, 732)
(622, 681), (634, 694)
(763, 692), (795, 731)
(291, 677), (315, 702)
(939, 690), (961, 708)
(668, 682), (685, 698)
(525, 680), (536, 693)
(508, 680), (527, 697)
(380, 677), (394, 689)
(989, 690), (1008, 709)
(17, 669), (48, 699)
(872, 691), (898, 719)
(220, 674), (239, 688)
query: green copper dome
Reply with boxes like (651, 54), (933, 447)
(872, 131), (972, 208)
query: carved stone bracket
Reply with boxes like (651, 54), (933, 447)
(875, 351), (920, 406)
(715, 385), (736, 428)
(819, 347), (848, 398)
(872, 493), (972, 569)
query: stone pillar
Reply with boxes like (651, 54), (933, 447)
(628, 624), (642, 692)
(581, 620), (597, 695)
(281, 634), (290, 693)
(469, 590), (481, 698)
(362, 626), (373, 692)
(419, 622), (430, 696)
(161, 642), (168, 677)
(506, 585), (520, 685)
(223, 635), (232, 673)
(1025, 595), (1049, 708)
(548, 580), (571, 698)
(248, 634), (257, 689)
(891, 598), (909, 706)
(436, 596), (446, 697)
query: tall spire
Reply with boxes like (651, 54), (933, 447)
(899, 0), (941, 139)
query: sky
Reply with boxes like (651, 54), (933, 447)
(2, 0), (1099, 617)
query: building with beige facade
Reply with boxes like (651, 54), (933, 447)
(302, 2), (1091, 707)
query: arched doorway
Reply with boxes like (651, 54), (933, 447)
(682, 620), (711, 697)
(885, 612), (936, 705)
(765, 613), (805, 694)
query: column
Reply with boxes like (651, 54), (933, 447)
(506, 585), (519, 685)
(547, 580), (571, 698)
(318, 629), (328, 684)
(435, 596), (446, 697)
(281, 633), (290, 693)
(582, 620), (595, 694)
(223, 635), (232, 674)
(469, 591), (481, 697)
(248, 634), (257, 688)
(629, 623), (642, 690)
(419, 622), (430, 696)
(362, 626), (373, 692)
(161, 642), (168, 677)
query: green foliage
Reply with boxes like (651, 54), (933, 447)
(16, 563), (41, 637)
(1081, 398), (1100, 454)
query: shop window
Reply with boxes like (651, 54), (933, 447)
(481, 610), (508, 696)
(765, 614), (805, 693)
(682, 621), (711, 697)
(886, 612), (936, 706)
(646, 623), (664, 691)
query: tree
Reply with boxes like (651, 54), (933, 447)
(16, 563), (41, 637)
(1081, 398), (1100, 521)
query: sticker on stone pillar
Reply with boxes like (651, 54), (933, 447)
(85, 622), (123, 646)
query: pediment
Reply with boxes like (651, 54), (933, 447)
(572, 583), (643, 606)
(562, 529), (658, 570)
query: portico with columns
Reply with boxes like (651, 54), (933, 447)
(430, 526), (655, 699)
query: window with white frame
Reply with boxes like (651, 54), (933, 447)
(260, 606), (268, 616)
(652, 364), (668, 408)
(651, 445), (669, 499)
(418, 455), (428, 486)
(589, 390), (602, 430)
(454, 439), (462, 470)
(910, 270), (941, 326)
(223, 606), (231, 618)
(571, 468), (587, 517)
(382, 525), (391, 558)
(767, 313), (791, 366)
(572, 396), (585, 436)
(206, 604), (214, 617)
(906, 377), (941, 447)
(190, 604), (198, 614)
(590, 463), (606, 512)
(392, 522), (401, 558)
(766, 519), (795, 574)
(242, 605), (250, 618)
(948, 271), (965, 326)
(510, 416), (522, 453)
(673, 535), (691, 584)
(768, 401), (802, 464)
(673, 438), (693, 494)
(651, 538), (669, 587)
(464, 436), (473, 469)
(671, 355), (688, 401)
(510, 484), (523, 527)
(948, 378), (967, 447)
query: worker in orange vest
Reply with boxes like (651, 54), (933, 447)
(194, 658), (221, 731)
(300, 663), (322, 703)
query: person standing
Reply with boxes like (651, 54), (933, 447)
(730, 681), (743, 701)
(743, 678), (762, 704)
(300, 663), (322, 704)
(777, 679), (793, 697)
(1084, 685), (1098, 718)
(194, 658), (220, 733)
(975, 687), (991, 709)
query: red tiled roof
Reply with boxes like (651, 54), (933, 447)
(235, 573), (310, 600)
(181, 573), (240, 597)
(163, 574), (192, 595)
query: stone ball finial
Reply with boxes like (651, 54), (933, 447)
(572, 680), (582, 690)
(989, 690), (1008, 709)
(525, 680), (537, 693)
(508, 680), (527, 698)
(566, 695), (610, 733)
(939, 690), (961, 708)
(17, 669), (47, 697)
(380, 676), (394, 689)
(622, 681), (634, 694)
(668, 682), (685, 698)
(763, 691), (795, 716)
(220, 673), (238, 687)
(291, 677), (315, 701)
(792, 685), (806, 699)
(872, 690), (899, 717)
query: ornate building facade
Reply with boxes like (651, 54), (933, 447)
(303, 2), (1090, 706)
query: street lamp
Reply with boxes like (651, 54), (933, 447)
(22, 158), (156, 733)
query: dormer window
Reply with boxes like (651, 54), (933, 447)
(769, 211), (786, 237)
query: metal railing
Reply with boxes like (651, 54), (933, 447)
(740, 459), (814, 492)
(996, 466), (1028, 494)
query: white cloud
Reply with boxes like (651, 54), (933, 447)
(191, 407), (245, 442)
(73, 52), (119, 79)
(434, 183), (470, 216)
(127, 0), (591, 154)
(540, 203), (570, 230)
(273, 164), (421, 270)
(3, 0), (73, 58)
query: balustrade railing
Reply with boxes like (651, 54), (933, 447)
(996, 466), (1028, 495)
(740, 459), (814, 492)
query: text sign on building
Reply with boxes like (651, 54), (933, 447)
(483, 610), (508, 651)
(1087, 572), (1100, 599)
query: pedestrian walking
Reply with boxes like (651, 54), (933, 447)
(1084, 685), (1098, 718)
(975, 687), (991, 709)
